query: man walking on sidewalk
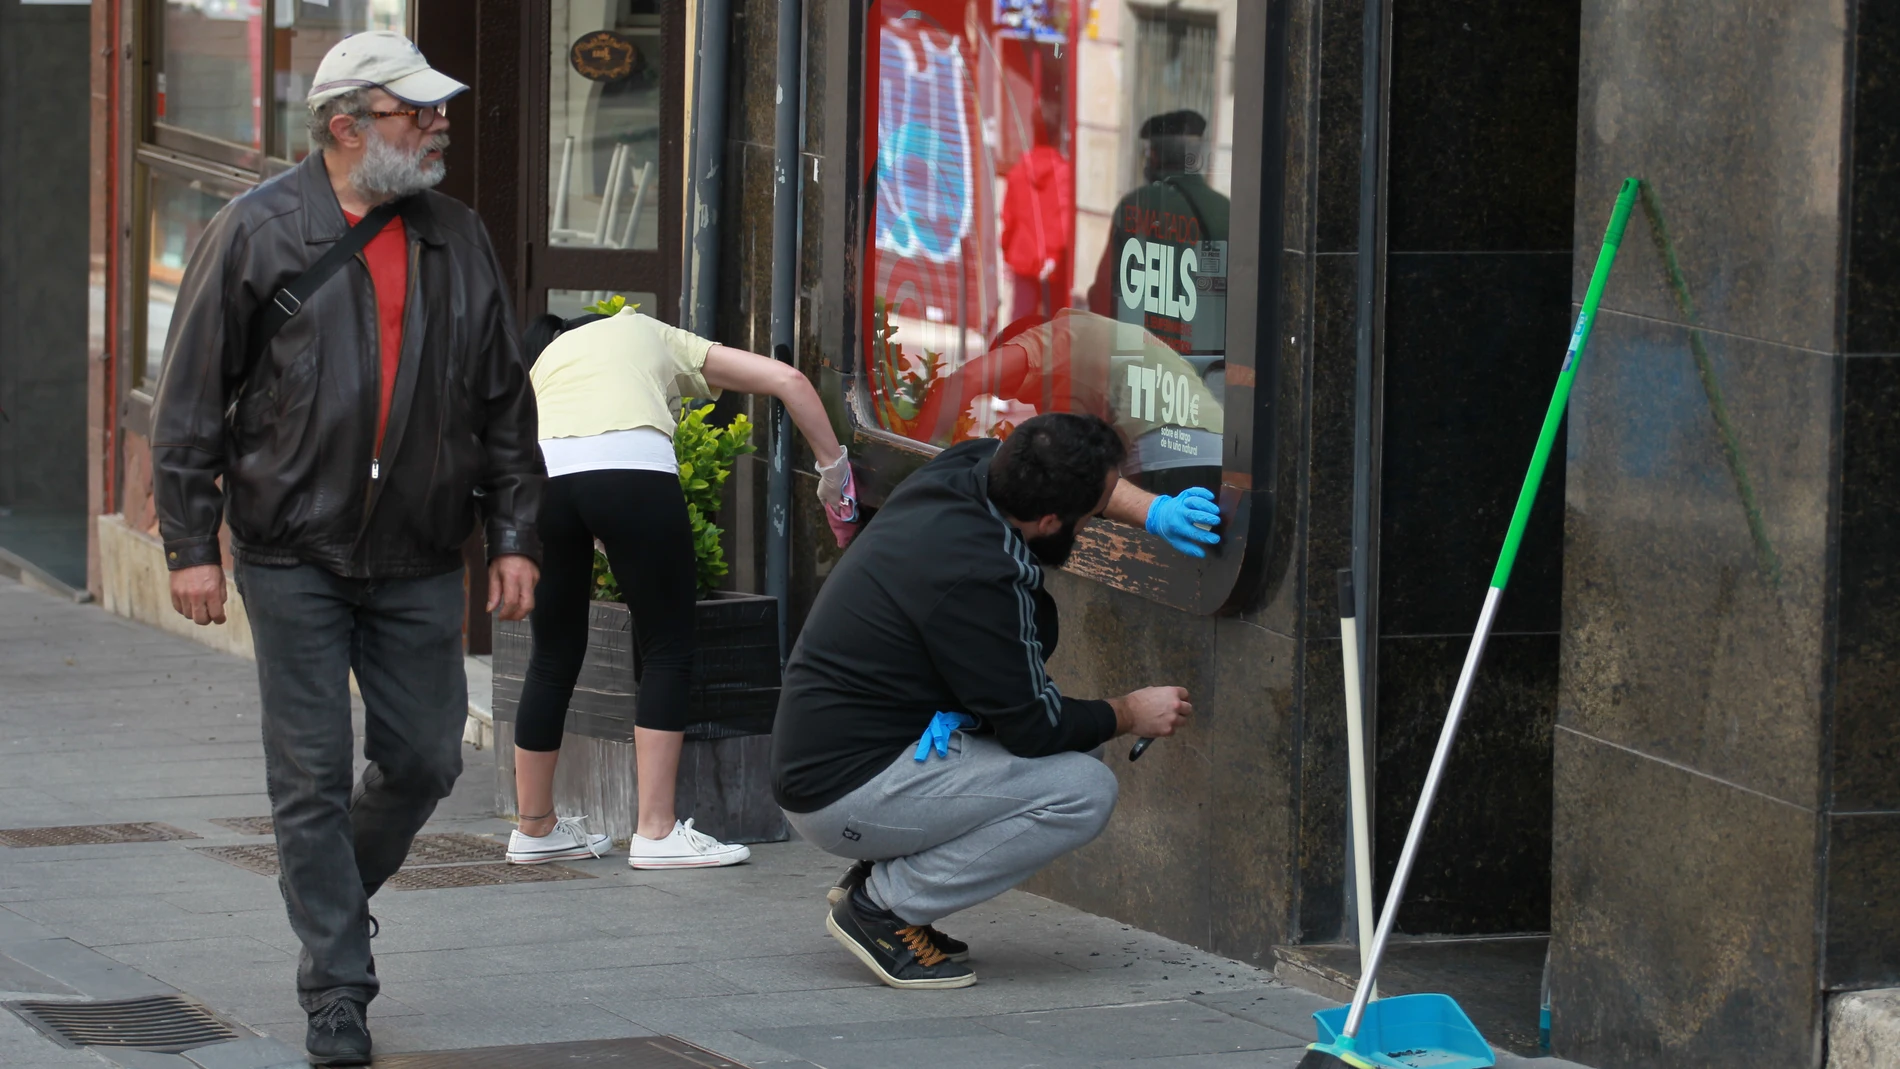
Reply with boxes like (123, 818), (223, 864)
(150, 32), (540, 1065)
(773, 413), (1211, 990)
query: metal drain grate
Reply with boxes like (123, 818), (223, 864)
(0, 823), (200, 848)
(403, 832), (507, 865)
(209, 816), (275, 835)
(386, 862), (593, 891)
(193, 834), (510, 878)
(6, 995), (244, 1052)
(369, 1036), (747, 1067)
(190, 843), (281, 875)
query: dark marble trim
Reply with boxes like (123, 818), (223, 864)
(1556, 725), (1820, 816)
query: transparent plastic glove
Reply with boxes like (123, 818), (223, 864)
(1144, 486), (1222, 558)
(913, 711), (978, 762)
(816, 447), (852, 511)
(817, 448), (862, 548)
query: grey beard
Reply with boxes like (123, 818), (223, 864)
(350, 128), (449, 200)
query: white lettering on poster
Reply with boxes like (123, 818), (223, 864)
(1124, 363), (1201, 426)
(1119, 238), (1203, 323)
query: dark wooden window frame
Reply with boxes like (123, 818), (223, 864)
(816, 0), (1290, 615)
(515, 0), (686, 324)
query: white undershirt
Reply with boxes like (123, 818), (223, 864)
(539, 427), (678, 478)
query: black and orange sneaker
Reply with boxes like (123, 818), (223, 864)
(827, 861), (970, 962)
(825, 887), (975, 989)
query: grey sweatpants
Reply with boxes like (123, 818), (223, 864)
(783, 732), (1119, 925)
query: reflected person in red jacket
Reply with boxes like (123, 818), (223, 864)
(1000, 99), (1074, 325)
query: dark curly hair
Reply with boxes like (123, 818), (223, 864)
(986, 413), (1127, 523)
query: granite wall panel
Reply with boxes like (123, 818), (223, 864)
(1561, 311), (1835, 809)
(1374, 633), (1558, 935)
(1298, 637), (1348, 944)
(1207, 619), (1302, 962)
(1032, 569), (1223, 951)
(1550, 728), (1822, 1069)
(1315, 0), (1363, 254)
(1386, 0), (1581, 253)
(1834, 354), (1900, 813)
(1826, 811), (1900, 990)
(1378, 251), (1573, 638)
(1845, 1), (1900, 354)
(1574, 0), (1848, 352)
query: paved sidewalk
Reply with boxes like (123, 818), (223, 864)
(0, 576), (1582, 1068)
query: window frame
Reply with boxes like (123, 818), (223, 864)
(128, 0), (420, 395)
(820, 0), (1289, 615)
(518, 0), (686, 325)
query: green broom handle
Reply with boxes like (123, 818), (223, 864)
(1489, 177), (1640, 590)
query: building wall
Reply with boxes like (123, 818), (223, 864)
(0, 1), (92, 523)
(1551, 1), (1898, 1066)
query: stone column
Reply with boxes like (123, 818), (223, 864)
(1553, 3), (1896, 1067)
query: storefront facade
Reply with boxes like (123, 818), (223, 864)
(69, 2), (1897, 1067)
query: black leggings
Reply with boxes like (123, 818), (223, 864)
(515, 469), (696, 750)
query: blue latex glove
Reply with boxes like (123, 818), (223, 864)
(914, 711), (977, 762)
(1145, 487), (1222, 558)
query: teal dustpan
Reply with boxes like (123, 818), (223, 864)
(1297, 177), (1642, 1069)
(1310, 995), (1494, 1069)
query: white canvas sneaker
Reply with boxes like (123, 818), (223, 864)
(628, 818), (750, 869)
(506, 815), (611, 864)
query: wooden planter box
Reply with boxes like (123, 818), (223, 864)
(491, 591), (786, 845)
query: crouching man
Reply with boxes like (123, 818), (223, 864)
(772, 413), (1216, 989)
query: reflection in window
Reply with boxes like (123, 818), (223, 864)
(160, 0), (266, 148)
(861, 0), (1236, 493)
(145, 171), (234, 387)
(269, 0), (408, 161)
(548, 0), (664, 250)
(545, 289), (659, 322)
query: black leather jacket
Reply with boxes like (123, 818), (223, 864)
(152, 151), (542, 578)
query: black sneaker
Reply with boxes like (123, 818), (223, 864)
(305, 997), (371, 1066)
(825, 889), (975, 989)
(828, 861), (970, 962)
(827, 860), (872, 905)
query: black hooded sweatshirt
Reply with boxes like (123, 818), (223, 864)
(772, 438), (1119, 814)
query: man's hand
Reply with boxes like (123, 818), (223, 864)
(169, 564), (228, 626)
(487, 554), (539, 621)
(1110, 686), (1193, 740)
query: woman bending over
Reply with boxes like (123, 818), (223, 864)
(507, 306), (855, 868)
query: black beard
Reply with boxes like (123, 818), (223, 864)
(1026, 522), (1080, 568)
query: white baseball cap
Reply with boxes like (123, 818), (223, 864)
(307, 31), (468, 109)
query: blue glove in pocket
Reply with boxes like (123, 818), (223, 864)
(914, 711), (978, 761)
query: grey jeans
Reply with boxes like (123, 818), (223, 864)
(784, 733), (1119, 925)
(234, 561), (468, 1012)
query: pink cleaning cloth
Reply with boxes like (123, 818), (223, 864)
(824, 462), (863, 548)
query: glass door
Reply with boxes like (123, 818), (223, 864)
(523, 0), (684, 322)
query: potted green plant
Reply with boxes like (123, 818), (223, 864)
(490, 296), (785, 844)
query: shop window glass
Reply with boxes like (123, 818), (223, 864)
(159, 0), (267, 148)
(269, 0), (409, 161)
(545, 289), (660, 322)
(548, 0), (665, 250)
(861, 0), (1236, 494)
(144, 170), (235, 388)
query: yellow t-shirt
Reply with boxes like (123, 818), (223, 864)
(529, 309), (719, 440)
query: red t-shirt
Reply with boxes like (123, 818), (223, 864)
(343, 210), (409, 454)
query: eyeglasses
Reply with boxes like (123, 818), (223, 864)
(364, 104), (446, 129)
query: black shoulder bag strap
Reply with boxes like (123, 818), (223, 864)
(243, 199), (402, 376)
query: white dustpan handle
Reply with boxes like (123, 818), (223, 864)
(1342, 584), (1503, 1039)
